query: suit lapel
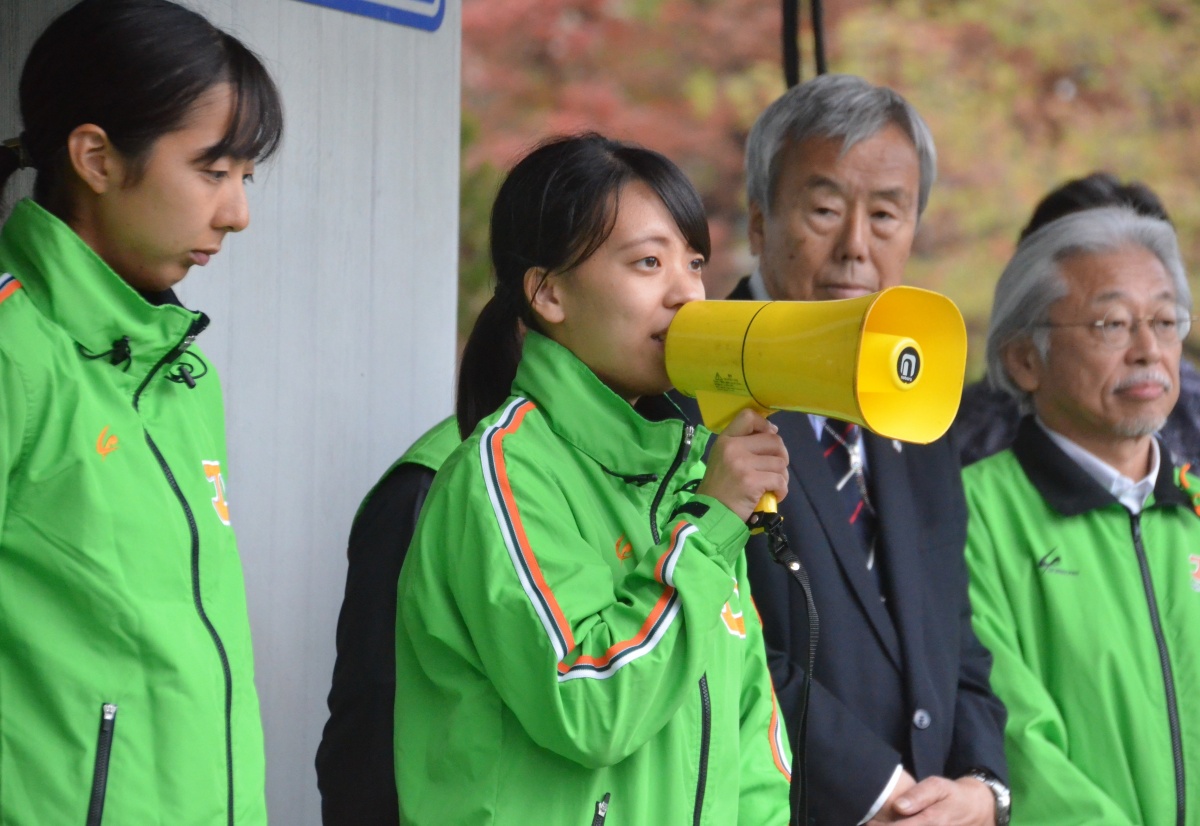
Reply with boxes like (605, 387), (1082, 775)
(864, 433), (927, 682)
(777, 412), (903, 669)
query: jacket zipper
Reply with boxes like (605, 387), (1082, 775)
(86, 703), (118, 826)
(590, 792), (611, 825)
(145, 433), (235, 826)
(645, 423), (707, 822)
(1130, 515), (1186, 826)
(649, 424), (693, 543)
(645, 424), (707, 822)
(132, 315), (208, 408)
(135, 316), (235, 826)
(693, 675), (711, 826)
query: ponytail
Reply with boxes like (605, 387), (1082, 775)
(456, 293), (524, 440)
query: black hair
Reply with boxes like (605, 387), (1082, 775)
(1, 0), (284, 219)
(456, 133), (711, 439)
(1019, 172), (1170, 241)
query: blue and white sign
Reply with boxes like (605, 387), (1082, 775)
(294, 0), (445, 32)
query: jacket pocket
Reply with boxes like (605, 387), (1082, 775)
(85, 703), (118, 826)
(590, 792), (611, 826)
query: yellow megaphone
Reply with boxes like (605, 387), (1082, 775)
(666, 286), (967, 514)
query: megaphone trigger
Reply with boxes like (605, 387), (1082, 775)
(748, 491), (781, 535)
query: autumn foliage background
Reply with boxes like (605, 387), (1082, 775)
(460, 0), (1200, 376)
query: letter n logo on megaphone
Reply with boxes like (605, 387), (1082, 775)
(665, 286), (967, 443)
(898, 347), (920, 384)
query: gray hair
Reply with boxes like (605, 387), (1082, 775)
(986, 206), (1191, 409)
(745, 74), (937, 217)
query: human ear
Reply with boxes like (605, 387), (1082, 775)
(747, 200), (766, 257)
(1002, 337), (1043, 395)
(66, 124), (122, 195)
(524, 267), (565, 326)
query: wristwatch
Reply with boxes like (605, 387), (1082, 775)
(964, 768), (1011, 826)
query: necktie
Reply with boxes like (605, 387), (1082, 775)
(820, 420), (879, 580)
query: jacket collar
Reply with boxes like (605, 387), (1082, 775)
(1011, 415), (1189, 515)
(0, 199), (202, 381)
(512, 331), (692, 476)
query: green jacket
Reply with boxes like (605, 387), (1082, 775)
(0, 200), (266, 825)
(398, 414), (460, 470)
(965, 418), (1200, 825)
(394, 332), (791, 825)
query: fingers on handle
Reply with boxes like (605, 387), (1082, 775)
(723, 408), (777, 437)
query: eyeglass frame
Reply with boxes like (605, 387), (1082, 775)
(1032, 304), (1196, 349)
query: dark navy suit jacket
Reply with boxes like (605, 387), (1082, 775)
(681, 278), (1007, 824)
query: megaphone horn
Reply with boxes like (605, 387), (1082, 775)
(666, 286), (967, 515)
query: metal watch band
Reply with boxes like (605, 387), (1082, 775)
(965, 768), (1011, 826)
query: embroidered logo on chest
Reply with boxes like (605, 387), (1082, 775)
(96, 426), (119, 459)
(1037, 548), (1079, 577)
(614, 534), (634, 561)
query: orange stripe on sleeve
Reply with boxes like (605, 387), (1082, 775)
(491, 402), (578, 653)
(0, 279), (21, 305)
(564, 587), (677, 671)
(768, 689), (792, 781)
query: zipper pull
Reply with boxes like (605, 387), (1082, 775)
(591, 792), (611, 825)
(684, 424), (694, 448)
(177, 313), (210, 356)
(101, 703), (118, 726)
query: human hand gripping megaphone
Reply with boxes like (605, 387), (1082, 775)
(665, 286), (968, 522)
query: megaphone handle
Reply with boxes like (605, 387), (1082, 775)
(748, 491), (780, 535)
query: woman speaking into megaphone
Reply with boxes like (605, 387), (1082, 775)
(393, 134), (792, 824)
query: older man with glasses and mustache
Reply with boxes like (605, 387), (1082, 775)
(963, 205), (1200, 826)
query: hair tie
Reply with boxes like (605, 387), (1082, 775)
(2, 134), (33, 170)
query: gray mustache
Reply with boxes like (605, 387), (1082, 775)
(1113, 370), (1173, 393)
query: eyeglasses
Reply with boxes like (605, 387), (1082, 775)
(1035, 305), (1195, 349)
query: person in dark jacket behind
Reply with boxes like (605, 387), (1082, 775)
(316, 415), (459, 825)
(954, 172), (1200, 468)
(0, 1), (283, 822)
(703, 74), (1010, 825)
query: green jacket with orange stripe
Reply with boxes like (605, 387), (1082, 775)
(0, 199), (266, 824)
(394, 331), (791, 825)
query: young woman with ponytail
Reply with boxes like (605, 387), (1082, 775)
(0, 1), (282, 823)
(394, 133), (793, 824)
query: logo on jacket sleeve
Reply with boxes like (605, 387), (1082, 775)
(1190, 555), (1200, 592)
(203, 461), (231, 526)
(720, 580), (747, 638)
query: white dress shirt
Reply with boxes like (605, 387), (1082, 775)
(1037, 418), (1159, 514)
